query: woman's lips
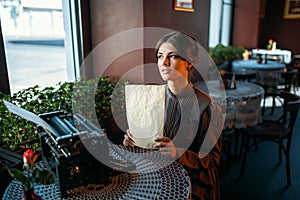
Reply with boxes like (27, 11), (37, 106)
(161, 69), (171, 74)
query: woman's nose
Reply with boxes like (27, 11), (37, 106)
(162, 56), (170, 66)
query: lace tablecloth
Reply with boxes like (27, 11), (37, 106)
(3, 145), (191, 200)
(232, 59), (285, 86)
(204, 80), (264, 129)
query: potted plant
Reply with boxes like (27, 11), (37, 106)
(209, 44), (227, 66)
(209, 44), (246, 71)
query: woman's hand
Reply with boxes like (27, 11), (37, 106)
(153, 136), (177, 159)
(123, 129), (135, 147)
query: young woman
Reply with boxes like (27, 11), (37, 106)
(124, 31), (223, 200)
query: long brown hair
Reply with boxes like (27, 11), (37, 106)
(155, 31), (202, 83)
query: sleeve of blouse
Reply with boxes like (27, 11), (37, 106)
(177, 101), (224, 170)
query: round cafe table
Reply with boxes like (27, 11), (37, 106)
(196, 80), (264, 161)
(198, 80), (264, 129)
(232, 59), (285, 87)
(2, 145), (191, 200)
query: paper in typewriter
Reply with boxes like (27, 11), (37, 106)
(125, 85), (166, 149)
(3, 100), (59, 136)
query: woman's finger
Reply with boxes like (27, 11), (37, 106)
(127, 129), (134, 137)
(123, 133), (135, 147)
(159, 142), (177, 158)
(153, 136), (164, 142)
(153, 141), (166, 148)
(154, 136), (170, 143)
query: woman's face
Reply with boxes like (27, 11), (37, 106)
(157, 42), (188, 82)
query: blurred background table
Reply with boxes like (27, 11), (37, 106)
(197, 80), (265, 167)
(3, 145), (191, 200)
(232, 59), (285, 87)
(251, 49), (292, 64)
(222, 81), (264, 129)
(197, 80), (264, 129)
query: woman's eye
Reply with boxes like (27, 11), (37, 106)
(157, 54), (181, 60)
(157, 55), (164, 59)
(169, 54), (181, 59)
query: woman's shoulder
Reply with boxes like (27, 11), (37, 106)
(186, 84), (212, 114)
(193, 86), (223, 121)
(193, 85), (212, 103)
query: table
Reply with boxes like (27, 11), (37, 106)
(3, 145), (191, 200)
(196, 80), (264, 161)
(251, 49), (292, 64)
(198, 80), (264, 129)
(232, 59), (286, 86)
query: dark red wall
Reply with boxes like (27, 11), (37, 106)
(232, 0), (261, 49)
(143, 0), (210, 52)
(143, 0), (210, 83)
(259, 0), (300, 55)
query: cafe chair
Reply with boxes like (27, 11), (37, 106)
(261, 68), (297, 115)
(280, 66), (298, 94)
(219, 128), (236, 176)
(283, 56), (300, 93)
(239, 92), (300, 186)
(294, 61), (300, 92)
(276, 91), (300, 123)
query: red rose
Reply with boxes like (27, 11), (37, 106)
(5, 149), (55, 191)
(23, 149), (39, 167)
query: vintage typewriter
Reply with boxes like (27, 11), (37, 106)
(38, 110), (134, 198)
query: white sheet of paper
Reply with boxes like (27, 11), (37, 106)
(125, 85), (165, 149)
(3, 100), (58, 136)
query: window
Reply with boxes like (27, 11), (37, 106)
(0, 0), (81, 94)
(209, 0), (233, 47)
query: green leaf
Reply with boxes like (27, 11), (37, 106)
(6, 167), (26, 183)
(33, 169), (56, 184)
